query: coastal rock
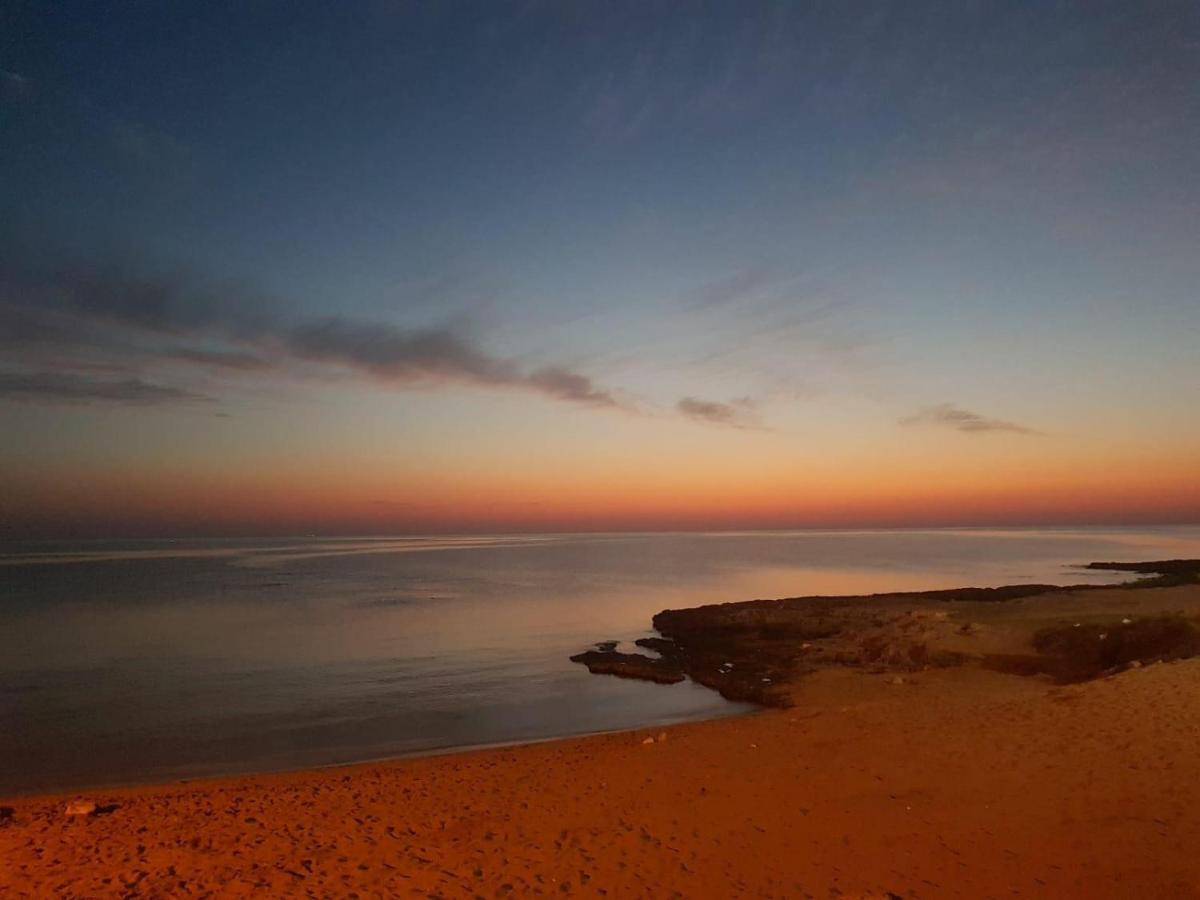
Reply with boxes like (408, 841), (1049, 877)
(568, 649), (685, 684)
(634, 637), (680, 658)
(1086, 559), (1200, 586)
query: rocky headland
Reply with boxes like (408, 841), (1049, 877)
(571, 559), (1200, 706)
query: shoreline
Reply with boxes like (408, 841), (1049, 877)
(0, 703), (763, 803)
(5, 561), (1200, 896)
(5, 661), (1200, 896)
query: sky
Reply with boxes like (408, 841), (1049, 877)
(1, 1), (1198, 537)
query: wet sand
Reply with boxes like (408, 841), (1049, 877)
(4, 582), (1200, 897)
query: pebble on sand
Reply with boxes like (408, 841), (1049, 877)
(65, 801), (96, 817)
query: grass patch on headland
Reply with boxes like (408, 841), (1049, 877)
(987, 614), (1200, 683)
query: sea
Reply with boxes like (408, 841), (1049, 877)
(3, 526), (1199, 795)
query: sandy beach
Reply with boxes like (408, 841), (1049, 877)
(4, 578), (1200, 898)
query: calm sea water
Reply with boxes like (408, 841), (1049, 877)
(3, 526), (1199, 795)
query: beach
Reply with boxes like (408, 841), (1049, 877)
(4, 575), (1200, 898)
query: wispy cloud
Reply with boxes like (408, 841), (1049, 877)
(1, 258), (260, 337)
(687, 267), (779, 310)
(108, 120), (193, 170)
(2, 254), (820, 424)
(163, 347), (274, 372)
(0, 371), (213, 405)
(525, 366), (618, 408)
(286, 318), (621, 409)
(1, 70), (32, 103)
(677, 396), (760, 429)
(286, 318), (515, 384)
(0, 259), (627, 413)
(899, 404), (1039, 436)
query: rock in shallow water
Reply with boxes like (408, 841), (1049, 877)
(568, 649), (686, 684)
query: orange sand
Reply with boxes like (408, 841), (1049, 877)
(3, 658), (1200, 898)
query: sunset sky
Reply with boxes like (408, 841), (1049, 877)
(2, 2), (1198, 537)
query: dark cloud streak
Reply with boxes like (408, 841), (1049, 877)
(899, 404), (1038, 435)
(286, 318), (619, 408)
(2, 255), (769, 421)
(0, 261), (626, 412)
(163, 347), (273, 372)
(0, 371), (213, 405)
(522, 366), (617, 408)
(286, 318), (518, 384)
(677, 396), (759, 428)
(0, 258), (272, 339)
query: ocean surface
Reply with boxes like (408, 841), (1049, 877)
(3, 526), (1199, 796)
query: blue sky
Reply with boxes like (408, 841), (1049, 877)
(2, 2), (1198, 534)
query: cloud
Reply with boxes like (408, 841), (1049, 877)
(0, 255), (632, 411)
(163, 347), (273, 372)
(1, 258), (626, 412)
(688, 267), (777, 309)
(525, 366), (617, 407)
(0, 371), (213, 405)
(0, 259), (254, 337)
(677, 396), (760, 428)
(4, 254), (779, 422)
(1, 70), (32, 103)
(899, 404), (1039, 435)
(108, 120), (193, 170)
(286, 318), (516, 383)
(285, 318), (621, 409)
(0, 301), (108, 348)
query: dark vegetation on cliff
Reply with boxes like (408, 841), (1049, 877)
(986, 615), (1200, 683)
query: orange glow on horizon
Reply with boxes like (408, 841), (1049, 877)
(5, 444), (1198, 538)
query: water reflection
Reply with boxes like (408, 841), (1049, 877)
(2, 527), (1198, 794)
